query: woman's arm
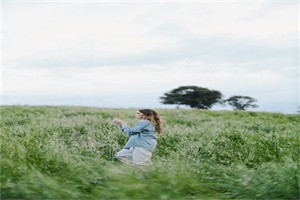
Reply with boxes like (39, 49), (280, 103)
(120, 120), (150, 136)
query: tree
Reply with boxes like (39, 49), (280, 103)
(225, 95), (258, 110)
(160, 86), (223, 109)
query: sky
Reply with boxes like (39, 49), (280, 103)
(1, 0), (299, 113)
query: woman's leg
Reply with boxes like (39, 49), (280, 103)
(132, 147), (152, 165)
(115, 148), (134, 164)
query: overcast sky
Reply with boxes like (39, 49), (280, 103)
(1, 0), (298, 113)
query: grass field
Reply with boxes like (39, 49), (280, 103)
(1, 106), (299, 199)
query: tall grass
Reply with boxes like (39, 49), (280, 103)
(1, 106), (299, 199)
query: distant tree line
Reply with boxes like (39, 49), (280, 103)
(160, 85), (258, 111)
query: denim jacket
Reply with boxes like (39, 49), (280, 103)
(120, 120), (157, 152)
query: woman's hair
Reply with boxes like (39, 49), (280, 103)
(138, 109), (163, 134)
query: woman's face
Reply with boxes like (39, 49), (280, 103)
(135, 110), (144, 119)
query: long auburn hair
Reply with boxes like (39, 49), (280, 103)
(138, 109), (163, 134)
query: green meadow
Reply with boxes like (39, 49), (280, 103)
(1, 106), (299, 199)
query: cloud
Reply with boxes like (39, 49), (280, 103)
(3, 2), (180, 65)
(3, 1), (297, 68)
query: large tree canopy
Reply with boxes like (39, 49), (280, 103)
(225, 95), (258, 110)
(160, 86), (223, 109)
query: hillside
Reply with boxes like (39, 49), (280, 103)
(1, 106), (299, 199)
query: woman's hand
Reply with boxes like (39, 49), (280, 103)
(112, 118), (127, 126)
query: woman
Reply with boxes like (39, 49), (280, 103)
(113, 109), (162, 165)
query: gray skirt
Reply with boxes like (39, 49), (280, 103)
(115, 147), (152, 165)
